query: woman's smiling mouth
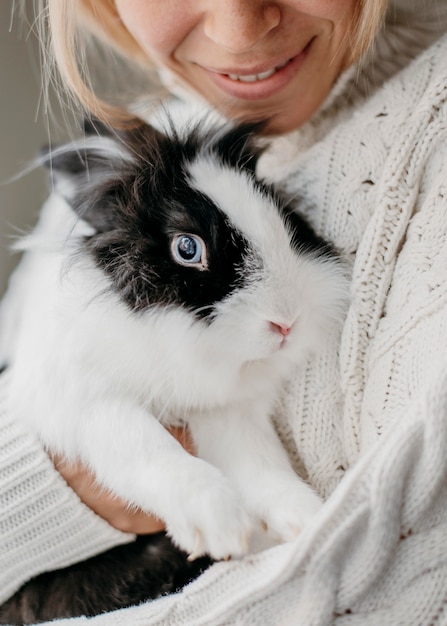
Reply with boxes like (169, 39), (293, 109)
(199, 39), (314, 101)
(226, 59), (291, 83)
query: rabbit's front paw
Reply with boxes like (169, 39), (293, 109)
(165, 468), (251, 561)
(248, 475), (323, 542)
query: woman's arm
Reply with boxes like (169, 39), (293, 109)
(51, 426), (195, 535)
(0, 370), (133, 605)
(0, 363), (197, 605)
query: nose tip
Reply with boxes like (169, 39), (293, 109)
(269, 322), (291, 336)
(204, 3), (281, 53)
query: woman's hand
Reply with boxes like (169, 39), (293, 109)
(51, 426), (195, 535)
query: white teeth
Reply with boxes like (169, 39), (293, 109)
(276, 59), (289, 70)
(256, 68), (277, 80)
(226, 61), (288, 83)
(238, 74), (261, 83)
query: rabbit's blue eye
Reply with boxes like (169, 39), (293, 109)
(171, 234), (208, 270)
(176, 235), (201, 262)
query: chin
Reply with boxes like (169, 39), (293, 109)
(210, 97), (321, 136)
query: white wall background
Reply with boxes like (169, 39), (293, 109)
(0, 2), (56, 297)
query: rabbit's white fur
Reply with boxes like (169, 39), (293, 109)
(1, 133), (348, 560)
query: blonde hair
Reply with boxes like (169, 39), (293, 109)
(34, 0), (389, 127)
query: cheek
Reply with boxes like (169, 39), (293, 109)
(291, 0), (355, 21)
(290, 0), (356, 49)
(298, 0), (357, 59)
(115, 0), (197, 57)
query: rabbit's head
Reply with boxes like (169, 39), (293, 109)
(43, 117), (348, 383)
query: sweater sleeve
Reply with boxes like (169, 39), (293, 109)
(0, 370), (134, 605)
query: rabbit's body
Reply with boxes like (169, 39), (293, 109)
(0, 118), (348, 620)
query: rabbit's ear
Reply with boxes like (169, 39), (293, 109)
(40, 119), (166, 189)
(39, 134), (132, 232)
(40, 132), (132, 191)
(82, 116), (114, 138)
(211, 120), (268, 175)
(39, 120), (165, 233)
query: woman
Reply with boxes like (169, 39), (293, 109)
(1, 0), (447, 623)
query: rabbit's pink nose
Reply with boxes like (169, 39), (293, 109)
(269, 322), (291, 336)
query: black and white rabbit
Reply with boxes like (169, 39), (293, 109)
(0, 116), (348, 621)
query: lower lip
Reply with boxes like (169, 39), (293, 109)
(204, 40), (313, 102)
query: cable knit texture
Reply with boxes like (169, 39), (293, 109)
(0, 372), (134, 606)
(1, 2), (447, 624)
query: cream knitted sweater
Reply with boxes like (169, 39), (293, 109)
(1, 2), (447, 624)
